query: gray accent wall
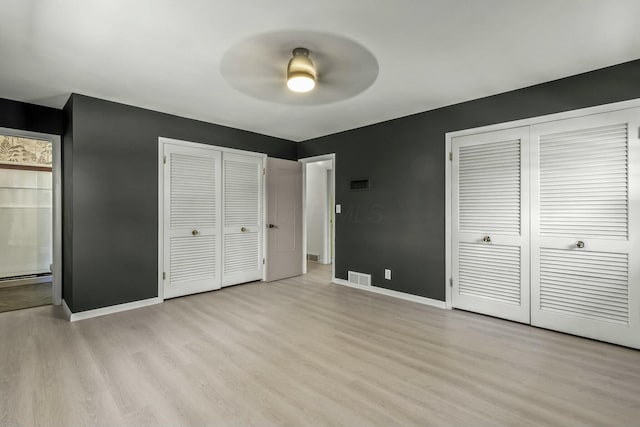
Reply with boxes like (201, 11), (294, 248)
(63, 94), (297, 312)
(298, 59), (640, 301)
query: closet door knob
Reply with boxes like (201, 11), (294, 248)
(576, 240), (585, 248)
(192, 230), (199, 236)
(241, 227), (247, 232)
(482, 235), (491, 243)
(268, 224), (276, 229)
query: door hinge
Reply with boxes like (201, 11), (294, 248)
(449, 277), (453, 287)
(262, 258), (265, 265)
(263, 168), (266, 175)
(449, 152), (453, 161)
(163, 272), (166, 280)
(163, 155), (167, 164)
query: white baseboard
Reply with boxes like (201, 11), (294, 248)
(62, 297), (162, 322)
(62, 299), (73, 320)
(332, 278), (447, 309)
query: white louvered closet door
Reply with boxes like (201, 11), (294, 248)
(164, 144), (222, 299)
(452, 127), (530, 323)
(531, 109), (640, 348)
(222, 152), (263, 286)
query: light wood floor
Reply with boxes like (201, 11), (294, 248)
(1, 264), (639, 426)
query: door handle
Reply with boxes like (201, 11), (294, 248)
(482, 235), (491, 243)
(576, 240), (585, 249)
(241, 227), (247, 232)
(268, 224), (276, 229)
(192, 230), (199, 236)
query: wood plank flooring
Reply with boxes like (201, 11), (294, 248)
(1, 264), (639, 426)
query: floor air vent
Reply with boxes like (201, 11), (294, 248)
(348, 271), (371, 286)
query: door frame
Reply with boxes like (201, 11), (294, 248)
(445, 97), (640, 310)
(0, 127), (62, 306)
(157, 136), (267, 301)
(299, 154), (336, 281)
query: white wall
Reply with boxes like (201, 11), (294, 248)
(306, 162), (331, 264)
(0, 168), (52, 278)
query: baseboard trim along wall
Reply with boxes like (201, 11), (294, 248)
(332, 278), (447, 309)
(62, 297), (162, 322)
(0, 275), (52, 289)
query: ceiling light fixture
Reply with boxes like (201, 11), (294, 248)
(287, 47), (316, 93)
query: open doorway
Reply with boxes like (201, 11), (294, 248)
(0, 129), (61, 313)
(300, 154), (335, 280)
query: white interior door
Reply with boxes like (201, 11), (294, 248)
(265, 157), (302, 282)
(452, 127), (530, 323)
(531, 108), (640, 348)
(164, 144), (221, 299)
(222, 152), (263, 286)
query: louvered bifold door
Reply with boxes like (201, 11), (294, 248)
(452, 127), (530, 323)
(164, 144), (222, 299)
(531, 108), (640, 348)
(222, 152), (263, 286)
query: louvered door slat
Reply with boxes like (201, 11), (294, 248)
(224, 161), (260, 227)
(459, 255), (521, 300)
(539, 123), (628, 239)
(458, 139), (521, 235)
(222, 152), (263, 286)
(224, 233), (260, 274)
(531, 108), (640, 349)
(452, 126), (530, 323)
(163, 143), (222, 299)
(170, 155), (217, 228)
(539, 248), (629, 325)
(170, 236), (217, 281)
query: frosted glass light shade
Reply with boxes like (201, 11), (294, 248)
(287, 73), (315, 92)
(287, 48), (316, 93)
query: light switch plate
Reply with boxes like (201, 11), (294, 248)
(335, 204), (341, 214)
(384, 269), (391, 280)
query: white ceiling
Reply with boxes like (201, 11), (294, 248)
(1, 0), (640, 142)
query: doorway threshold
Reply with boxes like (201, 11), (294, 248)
(0, 274), (53, 290)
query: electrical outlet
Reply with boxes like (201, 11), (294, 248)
(384, 269), (391, 280)
(335, 204), (341, 214)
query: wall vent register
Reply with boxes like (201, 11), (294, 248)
(350, 179), (370, 190)
(348, 271), (371, 286)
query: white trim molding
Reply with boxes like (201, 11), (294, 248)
(299, 153), (336, 280)
(62, 299), (72, 320)
(444, 97), (640, 310)
(332, 278), (447, 309)
(63, 297), (162, 322)
(0, 127), (62, 306)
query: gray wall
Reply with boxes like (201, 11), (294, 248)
(298, 59), (640, 301)
(64, 94), (297, 312)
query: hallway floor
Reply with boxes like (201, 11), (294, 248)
(0, 282), (52, 313)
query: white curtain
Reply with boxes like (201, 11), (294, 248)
(0, 168), (52, 278)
